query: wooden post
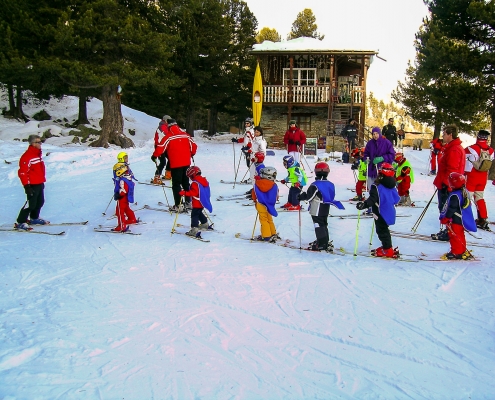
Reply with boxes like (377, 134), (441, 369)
(288, 56), (293, 124)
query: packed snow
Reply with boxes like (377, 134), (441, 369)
(0, 95), (494, 399)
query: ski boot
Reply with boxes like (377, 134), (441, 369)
(29, 218), (49, 225)
(476, 218), (490, 231)
(153, 176), (163, 185)
(371, 247), (397, 258)
(14, 222), (32, 231)
(112, 225), (129, 232)
(186, 227), (201, 237)
(431, 229), (449, 241)
(350, 195), (364, 202)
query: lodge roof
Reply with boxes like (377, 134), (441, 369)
(250, 37), (379, 56)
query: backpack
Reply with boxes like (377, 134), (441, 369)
(472, 146), (492, 172)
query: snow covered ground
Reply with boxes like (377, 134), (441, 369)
(0, 95), (494, 399)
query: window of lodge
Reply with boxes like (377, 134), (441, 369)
(283, 69), (317, 86)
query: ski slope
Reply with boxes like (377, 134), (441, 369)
(0, 95), (493, 399)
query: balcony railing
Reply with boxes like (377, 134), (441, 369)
(263, 85), (364, 105)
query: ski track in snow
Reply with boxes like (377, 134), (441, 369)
(0, 95), (494, 398)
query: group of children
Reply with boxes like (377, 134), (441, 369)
(112, 143), (476, 260)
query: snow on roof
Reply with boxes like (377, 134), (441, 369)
(252, 37), (378, 54)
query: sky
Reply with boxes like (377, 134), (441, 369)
(0, 93), (494, 398)
(244, 0), (430, 102)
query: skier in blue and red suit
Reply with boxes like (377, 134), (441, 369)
(179, 166), (212, 237)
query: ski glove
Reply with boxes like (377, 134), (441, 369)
(280, 179), (286, 184)
(114, 192), (123, 201)
(373, 156), (384, 164)
(356, 201), (367, 210)
(24, 184), (33, 197)
(294, 182), (301, 188)
(288, 140), (295, 144)
(151, 155), (157, 163)
(178, 190), (186, 196)
(440, 217), (452, 225)
(296, 141), (301, 146)
(231, 137), (238, 143)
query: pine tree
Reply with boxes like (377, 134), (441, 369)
(256, 27), (281, 43)
(288, 9), (324, 40)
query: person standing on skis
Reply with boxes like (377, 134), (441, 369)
(151, 115), (171, 185)
(363, 127), (395, 188)
(280, 155), (307, 211)
(356, 163), (400, 258)
(231, 117), (256, 183)
(15, 135), (48, 230)
(112, 162), (138, 232)
(283, 120), (306, 164)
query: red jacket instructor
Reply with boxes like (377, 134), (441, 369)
(16, 134), (47, 229)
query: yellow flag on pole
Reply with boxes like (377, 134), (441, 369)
(252, 62), (263, 126)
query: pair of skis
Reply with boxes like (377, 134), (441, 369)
(0, 220), (88, 236)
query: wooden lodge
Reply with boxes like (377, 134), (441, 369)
(250, 38), (378, 152)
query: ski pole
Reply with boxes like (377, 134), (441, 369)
(161, 185), (171, 209)
(354, 210), (361, 257)
(251, 213), (259, 239)
(102, 194), (114, 215)
(352, 169), (358, 184)
(232, 141), (236, 180)
(298, 205), (302, 251)
(411, 189), (437, 233)
(171, 197), (183, 234)
(369, 219), (375, 248)
(203, 210), (214, 227)
(233, 149), (243, 189)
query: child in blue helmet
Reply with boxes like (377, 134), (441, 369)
(280, 155), (307, 211)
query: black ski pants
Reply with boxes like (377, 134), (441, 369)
(311, 215), (329, 248)
(17, 183), (45, 224)
(171, 166), (190, 206)
(375, 214), (392, 249)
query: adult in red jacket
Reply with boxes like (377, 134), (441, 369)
(16, 135), (47, 229)
(151, 115), (171, 184)
(163, 119), (198, 211)
(432, 125), (465, 240)
(465, 130), (494, 230)
(283, 120), (306, 163)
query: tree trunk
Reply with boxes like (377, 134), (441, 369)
(90, 84), (134, 148)
(186, 105), (195, 137)
(12, 86), (28, 122)
(7, 84), (15, 115)
(75, 90), (90, 125)
(488, 102), (495, 180)
(208, 104), (218, 136)
(433, 109), (441, 139)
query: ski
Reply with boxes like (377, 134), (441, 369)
(390, 230), (491, 249)
(172, 231), (210, 242)
(175, 223), (224, 233)
(417, 252), (480, 262)
(98, 221), (146, 229)
(337, 247), (418, 262)
(220, 180), (251, 185)
(332, 214), (412, 219)
(143, 205), (174, 213)
(242, 202), (256, 206)
(216, 195), (250, 201)
(40, 221), (89, 226)
(276, 208), (307, 212)
(93, 228), (140, 235)
(0, 227), (65, 236)
(138, 181), (172, 188)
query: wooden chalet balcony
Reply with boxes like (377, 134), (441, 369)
(263, 85), (364, 105)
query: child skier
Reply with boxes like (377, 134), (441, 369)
(112, 162), (138, 232)
(280, 155), (307, 211)
(178, 166), (213, 237)
(394, 152), (414, 206)
(439, 172), (476, 260)
(355, 163), (400, 258)
(350, 147), (367, 201)
(298, 162), (345, 252)
(251, 167), (279, 241)
(246, 151), (266, 201)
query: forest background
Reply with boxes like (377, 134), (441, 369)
(1, 1), (494, 167)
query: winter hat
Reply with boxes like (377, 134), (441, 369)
(372, 127), (381, 135)
(348, 118), (355, 123)
(167, 118), (177, 126)
(289, 120), (296, 125)
(163, 114), (171, 121)
(477, 130), (490, 140)
(254, 126), (263, 135)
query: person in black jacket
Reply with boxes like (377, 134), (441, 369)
(341, 118), (358, 152)
(382, 118), (397, 146)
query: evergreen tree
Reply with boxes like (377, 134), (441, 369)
(256, 27), (281, 43)
(288, 9), (324, 40)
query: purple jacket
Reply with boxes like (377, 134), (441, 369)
(363, 135), (395, 178)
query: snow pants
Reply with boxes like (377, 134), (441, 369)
(447, 222), (466, 255)
(190, 208), (207, 228)
(171, 166), (190, 206)
(288, 186), (302, 206)
(116, 196), (136, 230)
(356, 180), (366, 197)
(375, 214), (392, 250)
(256, 202), (276, 239)
(466, 181), (488, 220)
(311, 215), (329, 248)
(17, 183), (45, 224)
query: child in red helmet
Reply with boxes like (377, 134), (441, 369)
(350, 147), (366, 201)
(394, 152), (415, 206)
(179, 166), (213, 238)
(355, 163), (400, 258)
(298, 162), (345, 252)
(439, 172), (476, 260)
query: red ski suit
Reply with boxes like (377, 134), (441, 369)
(162, 124), (197, 168)
(116, 179), (136, 231)
(152, 121), (170, 158)
(283, 127), (307, 153)
(18, 145), (46, 185)
(433, 137), (465, 190)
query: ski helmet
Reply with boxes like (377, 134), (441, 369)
(244, 117), (254, 126)
(283, 155), (295, 168)
(448, 172), (466, 190)
(394, 152), (405, 163)
(113, 162), (128, 177)
(477, 130), (490, 141)
(379, 162), (395, 177)
(254, 151), (265, 163)
(186, 166), (201, 179)
(117, 151), (128, 163)
(260, 167), (277, 181)
(314, 162), (330, 177)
